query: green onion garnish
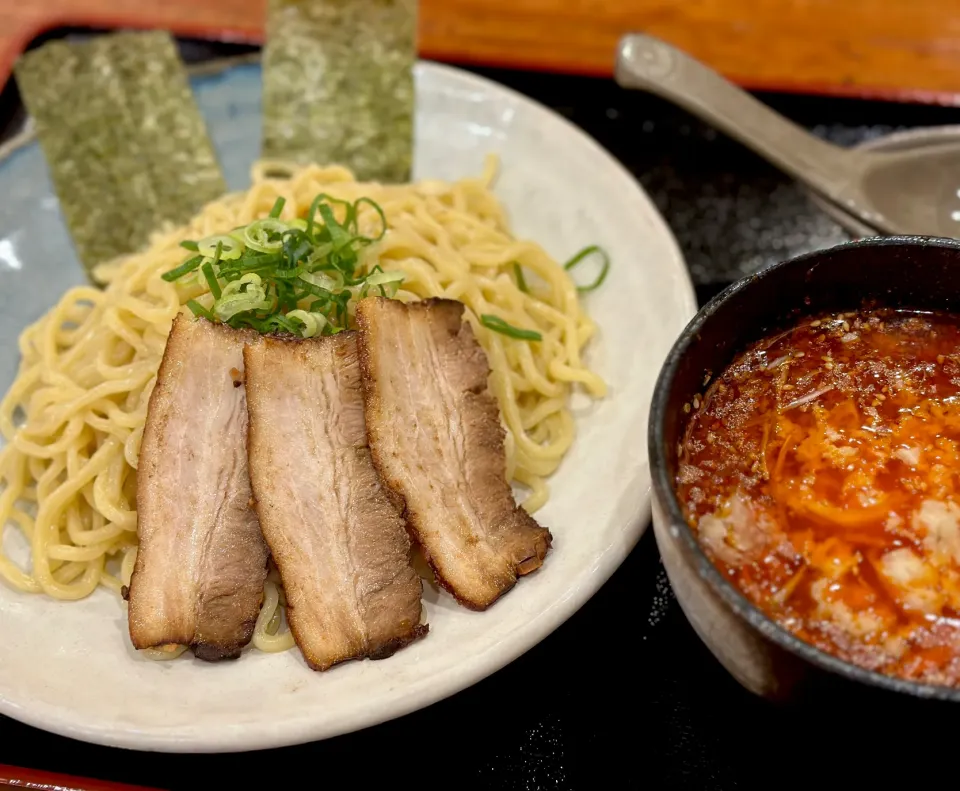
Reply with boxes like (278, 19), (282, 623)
(161, 255), (202, 282)
(513, 263), (529, 293)
(186, 299), (214, 321)
(564, 245), (610, 293)
(198, 234), (243, 261)
(180, 240), (200, 252)
(353, 197), (387, 242)
(268, 196), (286, 218)
(201, 261), (222, 299)
(480, 314), (542, 341)
(163, 194), (403, 338)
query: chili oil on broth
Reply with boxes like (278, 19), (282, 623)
(678, 308), (960, 686)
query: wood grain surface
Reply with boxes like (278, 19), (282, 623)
(0, 763), (163, 790)
(0, 0), (958, 102)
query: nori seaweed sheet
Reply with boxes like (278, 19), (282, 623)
(15, 31), (227, 275)
(262, 0), (417, 183)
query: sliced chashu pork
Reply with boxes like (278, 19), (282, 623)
(243, 332), (426, 670)
(128, 315), (268, 660)
(356, 297), (552, 610)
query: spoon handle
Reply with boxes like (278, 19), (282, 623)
(614, 34), (864, 205)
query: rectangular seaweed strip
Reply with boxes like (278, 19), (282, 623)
(14, 31), (227, 275)
(262, 0), (417, 183)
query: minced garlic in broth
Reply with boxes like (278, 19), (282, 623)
(678, 309), (960, 685)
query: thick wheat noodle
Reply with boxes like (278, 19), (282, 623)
(0, 158), (605, 655)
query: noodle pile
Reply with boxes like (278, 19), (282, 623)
(0, 160), (605, 652)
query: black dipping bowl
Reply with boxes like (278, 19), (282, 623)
(649, 236), (960, 706)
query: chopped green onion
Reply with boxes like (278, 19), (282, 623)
(318, 204), (352, 252)
(186, 300), (214, 321)
(198, 234), (244, 261)
(513, 263), (529, 293)
(244, 219), (288, 253)
(287, 309), (328, 338)
(306, 193), (353, 238)
(480, 314), (542, 342)
(262, 313), (301, 335)
(354, 197), (387, 242)
(300, 270), (342, 292)
(161, 194), (424, 339)
(365, 270), (404, 287)
(564, 245), (610, 293)
(297, 281), (334, 302)
(281, 230), (313, 270)
(180, 240), (200, 252)
(330, 290), (352, 326)
(161, 254), (202, 282)
(201, 261), (222, 299)
(268, 196), (286, 218)
(215, 273), (271, 321)
(363, 269), (404, 298)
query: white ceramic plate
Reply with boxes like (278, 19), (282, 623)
(0, 59), (695, 751)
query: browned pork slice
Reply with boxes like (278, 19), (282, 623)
(128, 315), (269, 660)
(355, 297), (552, 610)
(243, 332), (426, 671)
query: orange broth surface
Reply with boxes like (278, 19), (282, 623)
(678, 308), (960, 685)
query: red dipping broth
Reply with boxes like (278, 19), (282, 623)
(678, 308), (960, 685)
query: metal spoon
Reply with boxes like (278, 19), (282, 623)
(614, 34), (960, 238)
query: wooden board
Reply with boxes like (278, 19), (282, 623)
(0, 763), (162, 791)
(0, 0), (959, 103)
